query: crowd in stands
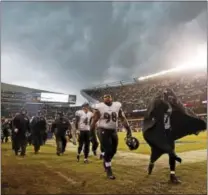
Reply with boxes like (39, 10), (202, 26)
(84, 71), (207, 114)
(1, 70), (207, 132)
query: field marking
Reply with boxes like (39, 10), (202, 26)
(41, 161), (78, 185)
(46, 140), (207, 167)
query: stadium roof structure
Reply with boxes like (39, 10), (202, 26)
(1, 82), (57, 94)
(83, 66), (205, 90)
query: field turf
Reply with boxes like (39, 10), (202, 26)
(2, 132), (207, 195)
(118, 132), (207, 154)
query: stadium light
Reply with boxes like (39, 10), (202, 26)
(138, 45), (207, 81)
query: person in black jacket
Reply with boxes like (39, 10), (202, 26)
(12, 109), (30, 156)
(30, 111), (47, 154)
(143, 88), (206, 184)
(51, 112), (71, 156)
(11, 113), (19, 150)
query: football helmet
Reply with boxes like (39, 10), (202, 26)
(125, 136), (139, 150)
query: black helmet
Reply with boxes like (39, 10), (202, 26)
(125, 137), (139, 150)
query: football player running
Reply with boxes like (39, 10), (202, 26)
(90, 94), (139, 180)
(75, 103), (93, 163)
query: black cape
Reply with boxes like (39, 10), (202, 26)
(142, 91), (206, 163)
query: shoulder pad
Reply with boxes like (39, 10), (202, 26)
(114, 101), (122, 108)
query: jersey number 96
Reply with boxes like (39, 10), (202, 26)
(103, 112), (117, 123)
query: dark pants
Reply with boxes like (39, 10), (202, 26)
(32, 135), (43, 152)
(43, 132), (47, 144)
(97, 128), (104, 153)
(2, 130), (9, 143)
(11, 133), (15, 150)
(55, 135), (67, 154)
(78, 131), (90, 158)
(91, 131), (99, 153)
(99, 128), (118, 163)
(144, 122), (177, 160)
(166, 130), (176, 172)
(1, 136), (9, 143)
(27, 135), (32, 145)
(13, 134), (27, 156)
(147, 128), (176, 172)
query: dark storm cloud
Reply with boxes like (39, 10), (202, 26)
(1, 1), (207, 104)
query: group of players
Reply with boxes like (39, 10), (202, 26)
(3, 90), (206, 183)
(4, 94), (137, 180)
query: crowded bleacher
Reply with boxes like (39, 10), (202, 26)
(83, 71), (207, 116)
(1, 69), (207, 132)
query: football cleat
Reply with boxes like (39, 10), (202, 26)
(170, 174), (181, 184)
(106, 167), (116, 180)
(84, 159), (89, 164)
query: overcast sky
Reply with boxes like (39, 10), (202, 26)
(1, 1), (207, 105)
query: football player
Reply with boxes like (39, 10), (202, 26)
(90, 94), (138, 180)
(75, 103), (93, 163)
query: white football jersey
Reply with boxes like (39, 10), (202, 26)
(94, 102), (122, 129)
(75, 110), (93, 131)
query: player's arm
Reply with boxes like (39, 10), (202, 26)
(75, 110), (82, 130)
(118, 108), (132, 138)
(12, 116), (20, 132)
(75, 116), (80, 130)
(27, 117), (31, 133)
(51, 121), (56, 133)
(89, 114), (93, 125)
(68, 120), (72, 132)
(90, 110), (100, 133)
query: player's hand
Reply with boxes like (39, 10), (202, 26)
(14, 128), (18, 133)
(126, 131), (132, 138)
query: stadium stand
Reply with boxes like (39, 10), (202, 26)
(81, 70), (206, 132)
(83, 72), (206, 112)
(1, 69), (206, 132)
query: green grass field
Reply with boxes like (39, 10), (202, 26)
(117, 132), (207, 154)
(2, 131), (207, 195)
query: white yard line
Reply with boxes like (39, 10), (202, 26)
(41, 161), (78, 185)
